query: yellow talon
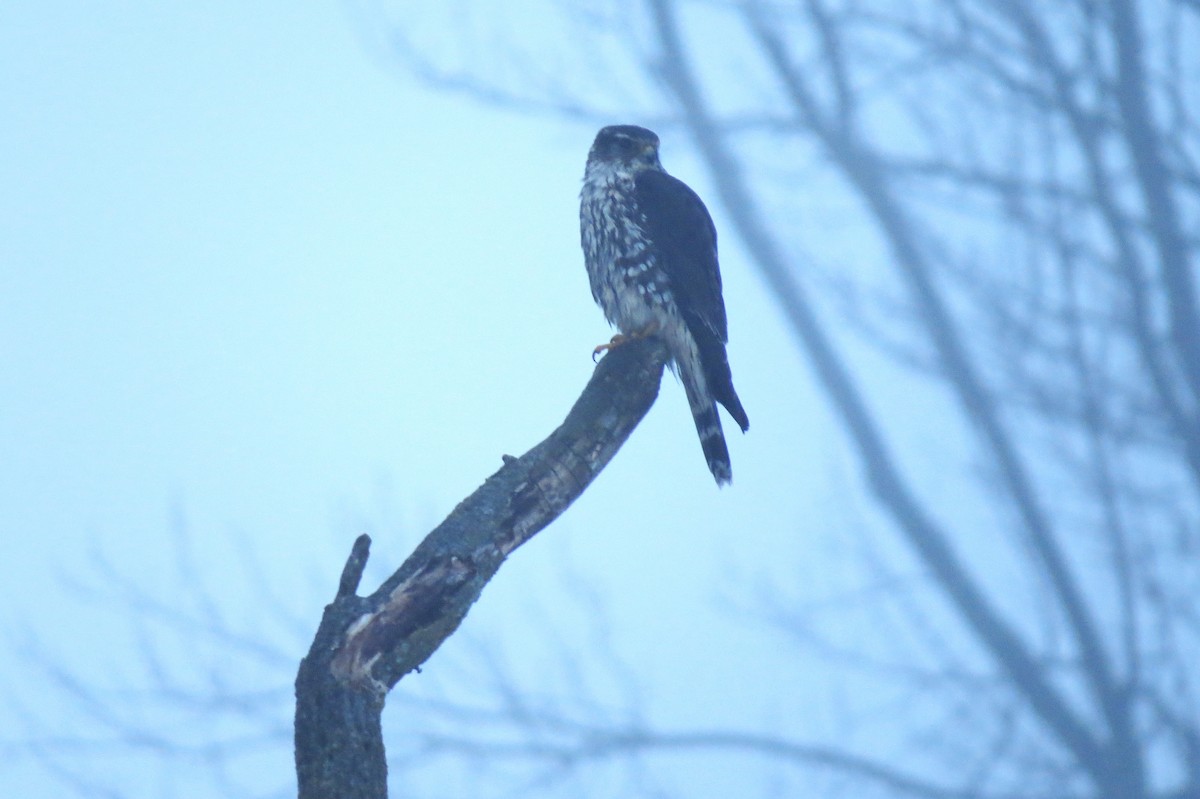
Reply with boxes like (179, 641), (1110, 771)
(591, 324), (660, 362)
(592, 334), (629, 361)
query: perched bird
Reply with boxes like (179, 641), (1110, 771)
(580, 124), (749, 485)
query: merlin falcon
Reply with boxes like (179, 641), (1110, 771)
(580, 124), (749, 485)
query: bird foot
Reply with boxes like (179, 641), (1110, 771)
(591, 324), (659, 362)
(592, 334), (630, 361)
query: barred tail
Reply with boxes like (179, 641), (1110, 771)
(681, 364), (733, 485)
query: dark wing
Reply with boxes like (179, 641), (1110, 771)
(636, 169), (749, 433)
(634, 170), (728, 342)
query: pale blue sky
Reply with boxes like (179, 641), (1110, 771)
(0, 2), (989, 796)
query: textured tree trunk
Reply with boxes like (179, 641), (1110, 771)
(294, 338), (669, 798)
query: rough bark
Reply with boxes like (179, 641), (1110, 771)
(294, 337), (669, 799)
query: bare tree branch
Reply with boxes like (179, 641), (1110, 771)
(294, 337), (669, 799)
(647, 0), (1112, 785)
(1109, 0), (1200, 409)
(424, 724), (993, 799)
(40, 2), (1200, 797)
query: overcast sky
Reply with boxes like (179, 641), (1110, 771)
(0, 3), (969, 796)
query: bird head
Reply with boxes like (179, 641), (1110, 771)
(586, 125), (662, 175)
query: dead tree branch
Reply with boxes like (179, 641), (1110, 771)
(294, 337), (669, 799)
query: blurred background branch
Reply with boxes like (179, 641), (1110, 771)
(11, 0), (1198, 797)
